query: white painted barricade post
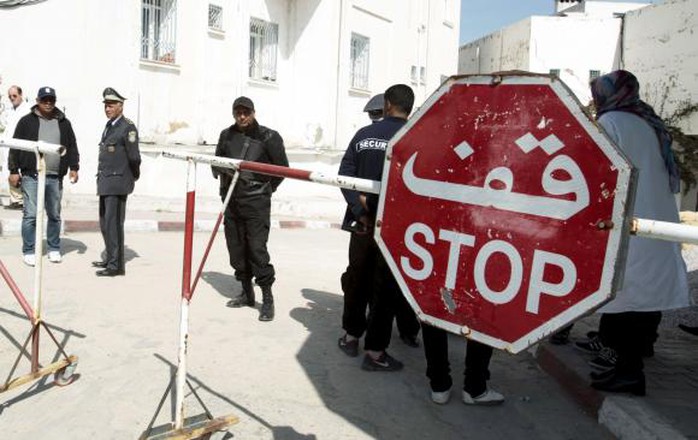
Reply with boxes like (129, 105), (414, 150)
(0, 138), (78, 393)
(140, 159), (239, 440)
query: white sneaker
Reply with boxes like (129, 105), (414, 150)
(431, 388), (452, 404)
(48, 251), (62, 263)
(23, 254), (36, 267)
(462, 388), (505, 406)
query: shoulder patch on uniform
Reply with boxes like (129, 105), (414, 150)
(128, 131), (137, 143)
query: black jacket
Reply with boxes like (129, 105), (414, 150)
(213, 120), (289, 198)
(338, 116), (406, 231)
(8, 106), (80, 178)
(97, 116), (141, 196)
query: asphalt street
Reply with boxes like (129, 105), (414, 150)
(0, 229), (611, 439)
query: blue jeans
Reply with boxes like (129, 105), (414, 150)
(21, 175), (63, 255)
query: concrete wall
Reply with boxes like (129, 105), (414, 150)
(622, 0), (698, 208)
(0, 0), (460, 203)
(622, 0), (698, 135)
(458, 18), (532, 75)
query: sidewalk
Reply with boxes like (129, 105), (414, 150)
(536, 314), (698, 439)
(0, 190), (345, 237)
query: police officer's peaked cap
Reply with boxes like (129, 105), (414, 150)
(363, 94), (384, 113)
(102, 87), (126, 103)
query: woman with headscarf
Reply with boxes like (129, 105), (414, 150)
(587, 70), (690, 395)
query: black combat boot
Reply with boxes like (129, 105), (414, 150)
(226, 279), (255, 308)
(259, 285), (275, 322)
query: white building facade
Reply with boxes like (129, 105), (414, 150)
(458, 1), (648, 103)
(458, 0), (698, 207)
(0, 0), (460, 202)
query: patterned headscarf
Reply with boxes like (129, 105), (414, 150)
(591, 70), (680, 193)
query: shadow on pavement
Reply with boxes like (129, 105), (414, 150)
(0, 307), (86, 415)
(61, 237), (87, 255)
(201, 271), (238, 300)
(150, 353), (316, 440)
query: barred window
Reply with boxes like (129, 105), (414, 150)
(350, 33), (370, 90)
(549, 68), (560, 77)
(410, 65), (418, 85)
(249, 18), (279, 82)
(141, 0), (177, 63)
(208, 4), (223, 31)
(589, 69), (601, 82)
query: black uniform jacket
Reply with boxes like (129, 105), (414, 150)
(212, 120), (289, 198)
(338, 116), (406, 231)
(8, 106), (80, 178)
(97, 116), (141, 196)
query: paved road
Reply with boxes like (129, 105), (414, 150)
(0, 229), (611, 439)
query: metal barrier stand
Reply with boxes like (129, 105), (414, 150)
(0, 138), (78, 393)
(140, 159), (239, 440)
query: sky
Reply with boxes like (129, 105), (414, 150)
(460, 0), (659, 44)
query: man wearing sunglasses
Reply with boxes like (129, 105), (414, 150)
(8, 86), (80, 266)
(2, 85), (30, 210)
(212, 96), (289, 322)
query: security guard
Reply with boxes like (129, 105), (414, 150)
(363, 93), (384, 123)
(93, 87), (141, 277)
(213, 96), (289, 321)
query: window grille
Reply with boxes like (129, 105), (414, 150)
(249, 18), (279, 82)
(350, 33), (370, 90)
(549, 68), (560, 77)
(589, 69), (601, 82)
(141, 0), (177, 63)
(208, 4), (223, 31)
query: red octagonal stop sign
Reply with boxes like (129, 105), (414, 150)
(375, 74), (636, 353)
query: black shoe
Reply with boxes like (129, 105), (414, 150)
(338, 335), (359, 357)
(96, 268), (125, 277)
(226, 293), (255, 308)
(361, 352), (404, 372)
(400, 334), (420, 348)
(679, 324), (698, 336)
(589, 347), (618, 372)
(575, 335), (605, 354)
(591, 372), (646, 396)
(6, 202), (23, 210)
(259, 301), (274, 321)
(259, 286), (274, 322)
(590, 368), (616, 381)
(92, 261), (107, 268)
(550, 325), (573, 345)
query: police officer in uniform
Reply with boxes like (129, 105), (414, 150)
(93, 87), (141, 277)
(213, 96), (289, 322)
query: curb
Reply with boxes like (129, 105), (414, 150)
(0, 218), (342, 236)
(536, 343), (688, 440)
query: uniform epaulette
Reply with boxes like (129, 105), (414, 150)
(124, 118), (136, 126)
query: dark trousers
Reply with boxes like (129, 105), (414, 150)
(422, 324), (493, 397)
(99, 195), (127, 271)
(598, 311), (662, 375)
(341, 232), (420, 340)
(223, 195), (275, 287)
